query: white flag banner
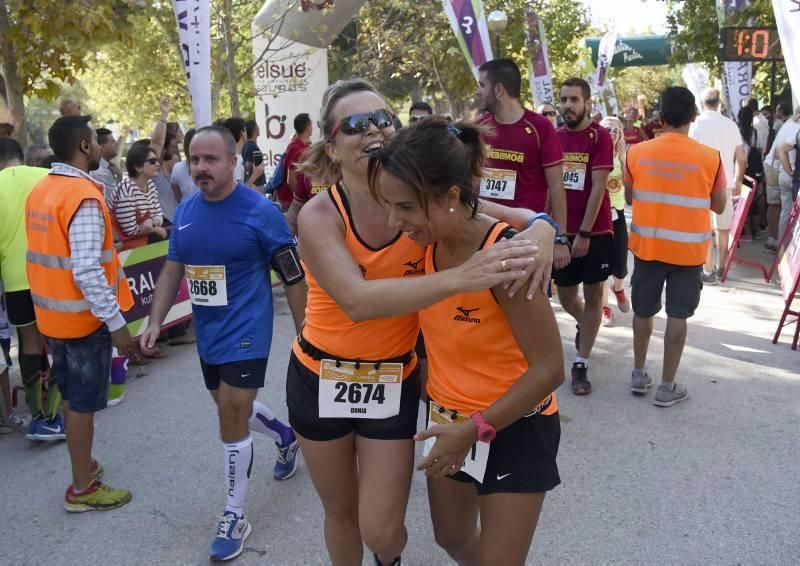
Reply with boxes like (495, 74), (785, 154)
(723, 61), (752, 115)
(772, 0), (800, 108)
(596, 30), (618, 88)
(524, 9), (554, 107)
(682, 63), (712, 110)
(172, 0), (212, 128)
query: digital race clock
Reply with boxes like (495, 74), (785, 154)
(721, 27), (783, 61)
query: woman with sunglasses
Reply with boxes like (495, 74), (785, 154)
(598, 116), (631, 326)
(291, 78), (556, 566)
(113, 143), (168, 243)
(368, 117), (563, 565)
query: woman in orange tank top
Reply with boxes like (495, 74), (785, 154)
(289, 79), (558, 566)
(368, 117), (565, 565)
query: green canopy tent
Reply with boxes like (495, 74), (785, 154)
(584, 35), (673, 68)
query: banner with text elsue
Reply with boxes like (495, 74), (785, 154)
(441, 0), (494, 84)
(717, 0), (751, 117)
(172, 0), (212, 128)
(524, 9), (554, 107)
(772, 0), (800, 107)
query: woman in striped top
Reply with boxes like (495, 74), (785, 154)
(113, 143), (167, 240)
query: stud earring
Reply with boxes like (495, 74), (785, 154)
(448, 208), (454, 213)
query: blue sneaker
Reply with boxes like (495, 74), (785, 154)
(273, 435), (300, 481)
(209, 512), (252, 561)
(26, 413), (66, 442)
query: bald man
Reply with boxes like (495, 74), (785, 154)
(689, 88), (745, 283)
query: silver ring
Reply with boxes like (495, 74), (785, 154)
(433, 458), (439, 463)
(501, 259), (509, 271)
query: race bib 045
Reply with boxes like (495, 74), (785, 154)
(563, 162), (587, 191)
(186, 265), (228, 307)
(423, 401), (490, 483)
(479, 168), (517, 200)
(318, 359), (403, 419)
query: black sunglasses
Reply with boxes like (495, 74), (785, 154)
(541, 111), (557, 117)
(329, 109), (394, 141)
(145, 157), (160, 165)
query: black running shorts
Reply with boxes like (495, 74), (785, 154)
(553, 235), (612, 287)
(5, 290), (36, 327)
(286, 352), (421, 442)
(610, 209), (629, 279)
(200, 357), (268, 390)
(428, 398), (561, 495)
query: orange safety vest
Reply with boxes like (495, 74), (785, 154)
(25, 173), (134, 339)
(627, 132), (721, 266)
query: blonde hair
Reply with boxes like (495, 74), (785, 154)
(297, 77), (383, 185)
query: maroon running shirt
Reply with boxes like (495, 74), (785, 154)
(479, 109), (564, 212)
(556, 121), (614, 235)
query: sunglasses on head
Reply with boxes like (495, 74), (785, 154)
(328, 109), (394, 141)
(146, 158), (160, 165)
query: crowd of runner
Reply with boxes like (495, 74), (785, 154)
(0, 54), (798, 565)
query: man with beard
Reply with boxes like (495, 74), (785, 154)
(477, 59), (571, 272)
(140, 126), (306, 561)
(555, 78), (614, 396)
(25, 115), (135, 509)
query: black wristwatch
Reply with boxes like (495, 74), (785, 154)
(578, 230), (592, 239)
(555, 234), (570, 246)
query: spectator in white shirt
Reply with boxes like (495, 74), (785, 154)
(690, 88), (745, 281)
(766, 107), (800, 242)
(743, 97), (769, 155)
(90, 128), (121, 209)
(171, 128), (199, 202)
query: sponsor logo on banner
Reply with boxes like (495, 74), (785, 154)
(253, 37), (328, 179)
(441, 0), (494, 83)
(171, 0), (211, 127)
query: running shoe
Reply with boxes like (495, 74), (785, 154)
(209, 512), (252, 562)
(91, 460), (105, 482)
(2, 411), (29, 434)
(64, 480), (132, 512)
(274, 436), (300, 481)
(571, 362), (592, 395)
(701, 271), (718, 285)
(373, 553), (402, 565)
(27, 412), (66, 442)
(630, 368), (653, 395)
(601, 306), (614, 327)
(654, 383), (689, 407)
(611, 284), (630, 313)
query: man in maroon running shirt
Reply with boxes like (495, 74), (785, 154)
(477, 58), (571, 270)
(555, 77), (614, 396)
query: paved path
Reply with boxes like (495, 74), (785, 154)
(1, 239), (798, 564)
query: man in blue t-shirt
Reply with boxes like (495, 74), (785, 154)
(141, 126), (307, 562)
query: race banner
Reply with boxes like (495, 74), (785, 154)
(717, 0), (751, 117)
(596, 30), (618, 88)
(172, 0), (212, 127)
(682, 63), (713, 110)
(441, 0), (494, 83)
(772, 0), (800, 107)
(119, 241), (192, 337)
(524, 8), (554, 107)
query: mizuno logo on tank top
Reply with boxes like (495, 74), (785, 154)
(454, 307), (481, 323)
(403, 258), (424, 276)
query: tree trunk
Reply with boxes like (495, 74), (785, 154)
(0, 0), (27, 146)
(221, 0), (239, 117)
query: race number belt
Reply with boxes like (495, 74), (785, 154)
(185, 265), (228, 306)
(479, 168), (517, 200)
(562, 162), (587, 191)
(423, 400), (490, 483)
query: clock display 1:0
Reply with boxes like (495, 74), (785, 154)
(722, 27), (783, 61)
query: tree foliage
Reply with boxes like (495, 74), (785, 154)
(329, 0), (590, 118)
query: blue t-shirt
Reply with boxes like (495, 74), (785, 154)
(168, 183), (294, 364)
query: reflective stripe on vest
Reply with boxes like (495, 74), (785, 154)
(31, 293), (90, 313)
(27, 249), (114, 269)
(631, 190), (710, 209)
(629, 224), (711, 244)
